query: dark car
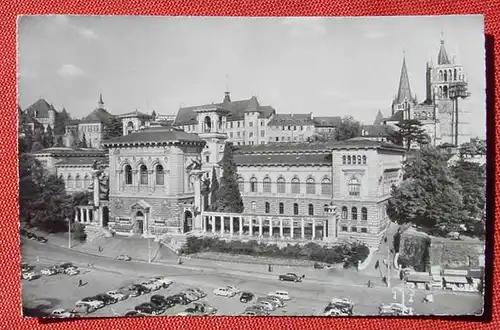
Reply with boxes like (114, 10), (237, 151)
(130, 284), (151, 295)
(124, 310), (144, 317)
(151, 295), (175, 309)
(60, 263), (76, 270)
(240, 292), (254, 303)
(36, 236), (48, 243)
(93, 294), (118, 305)
(278, 272), (303, 282)
(26, 232), (38, 240)
(169, 294), (191, 305)
(135, 302), (163, 316)
(314, 262), (325, 269)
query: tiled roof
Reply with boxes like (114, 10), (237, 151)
(117, 110), (152, 118)
(268, 114), (314, 126)
(24, 99), (56, 119)
(373, 110), (384, 125)
(66, 119), (81, 126)
(173, 94), (276, 126)
(55, 157), (110, 167)
(362, 125), (395, 137)
(395, 57), (414, 104)
(80, 108), (115, 124)
(438, 39), (451, 65)
(384, 110), (404, 122)
(103, 127), (204, 146)
(30, 147), (108, 156)
(234, 153), (332, 166)
(313, 116), (342, 127)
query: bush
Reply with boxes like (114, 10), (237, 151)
(181, 237), (369, 269)
(71, 222), (87, 242)
(399, 233), (430, 272)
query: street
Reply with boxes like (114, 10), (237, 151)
(21, 240), (484, 317)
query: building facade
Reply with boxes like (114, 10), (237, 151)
(22, 98), (57, 131)
(78, 94), (115, 149)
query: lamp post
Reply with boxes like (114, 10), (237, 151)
(392, 283), (415, 314)
(448, 82), (470, 146)
(67, 217), (72, 249)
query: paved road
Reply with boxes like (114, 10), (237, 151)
(20, 240), (484, 317)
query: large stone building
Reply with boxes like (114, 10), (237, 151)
(383, 37), (471, 147)
(77, 94), (115, 148)
(22, 98), (57, 131)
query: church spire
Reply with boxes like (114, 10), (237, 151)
(437, 34), (451, 65)
(373, 110), (384, 125)
(396, 54), (413, 103)
(97, 93), (104, 109)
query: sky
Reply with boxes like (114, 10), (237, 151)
(17, 15), (486, 138)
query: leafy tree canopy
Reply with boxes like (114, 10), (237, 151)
(103, 116), (123, 140)
(459, 138), (486, 158)
(334, 116), (362, 141)
(209, 166), (219, 209)
(391, 119), (429, 150)
(212, 143), (244, 213)
(30, 128), (44, 152)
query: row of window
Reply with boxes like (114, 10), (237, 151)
(271, 135), (307, 142)
(438, 68), (462, 82)
(250, 201), (328, 216)
(270, 125), (312, 131)
(341, 226), (368, 233)
(341, 206), (368, 221)
(241, 177), (332, 195)
(61, 174), (92, 189)
(342, 155), (367, 165)
(79, 125), (101, 133)
(123, 164), (165, 185)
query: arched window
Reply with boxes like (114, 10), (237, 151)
(125, 165), (132, 185)
(444, 70), (448, 82)
(454, 68), (457, 81)
(348, 177), (361, 196)
(443, 85), (448, 98)
(277, 177), (286, 194)
(351, 207), (358, 220)
(156, 164), (164, 185)
(438, 86), (443, 98)
(347, 155), (351, 164)
(352, 155), (357, 165)
(238, 176), (244, 192)
(448, 69), (452, 81)
(265, 202), (270, 214)
(341, 206), (348, 219)
(140, 165), (148, 185)
(362, 207), (368, 221)
(357, 155), (361, 164)
(342, 155), (346, 164)
(439, 70), (443, 81)
(127, 121), (134, 135)
(308, 203), (314, 216)
(291, 178), (300, 194)
(324, 204), (329, 214)
(67, 174), (73, 188)
(263, 177), (271, 193)
(293, 203), (299, 215)
(250, 177), (258, 192)
(321, 177), (331, 196)
(279, 202), (284, 215)
(204, 116), (212, 133)
(251, 201), (256, 212)
(306, 178), (315, 194)
(362, 155), (367, 164)
(84, 174), (91, 189)
(75, 174), (82, 188)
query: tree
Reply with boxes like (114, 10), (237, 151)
(53, 108), (71, 135)
(313, 130), (336, 142)
(459, 138), (486, 158)
(334, 116), (362, 141)
(42, 125), (55, 148)
(392, 119), (429, 150)
(211, 143), (244, 213)
(386, 147), (468, 235)
(451, 160), (486, 221)
(103, 116), (123, 140)
(30, 128), (44, 152)
(209, 166), (219, 209)
(79, 133), (88, 148)
(55, 135), (64, 147)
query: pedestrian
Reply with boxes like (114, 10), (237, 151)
(98, 245), (103, 252)
(78, 279), (83, 287)
(374, 260), (380, 270)
(302, 274), (305, 279)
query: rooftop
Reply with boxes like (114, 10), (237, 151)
(102, 126), (204, 146)
(234, 153), (332, 166)
(313, 116), (342, 127)
(55, 157), (110, 167)
(30, 147), (108, 156)
(117, 110), (153, 119)
(24, 99), (57, 119)
(80, 108), (115, 124)
(268, 113), (314, 126)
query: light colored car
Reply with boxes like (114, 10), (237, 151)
(264, 295), (285, 307)
(72, 303), (96, 315)
(255, 300), (275, 311)
(140, 280), (162, 291)
(152, 277), (173, 287)
(116, 254), (132, 261)
(181, 290), (200, 301)
(107, 290), (129, 301)
(330, 297), (354, 306)
(76, 298), (105, 309)
(257, 297), (280, 309)
(269, 290), (290, 301)
(41, 268), (57, 276)
(324, 308), (350, 316)
(187, 287), (207, 298)
(226, 285), (241, 295)
(177, 311), (193, 316)
(379, 303), (413, 316)
(213, 287), (236, 297)
(51, 309), (75, 318)
(22, 272), (36, 281)
(66, 268), (79, 276)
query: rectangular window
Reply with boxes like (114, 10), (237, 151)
(351, 226), (358, 232)
(249, 132), (254, 138)
(237, 132), (241, 138)
(276, 137), (279, 142)
(361, 228), (368, 233)
(206, 156), (210, 163)
(238, 122), (240, 128)
(341, 226), (348, 232)
(230, 132), (233, 138)
(249, 122), (253, 127)
(261, 130), (265, 137)
(231, 122), (233, 128)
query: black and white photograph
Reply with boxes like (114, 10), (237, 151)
(17, 15), (486, 318)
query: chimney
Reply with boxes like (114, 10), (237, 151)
(223, 91), (231, 103)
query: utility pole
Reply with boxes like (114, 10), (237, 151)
(148, 238), (151, 263)
(387, 246), (391, 288)
(67, 217), (71, 249)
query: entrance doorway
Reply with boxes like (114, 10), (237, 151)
(184, 210), (193, 233)
(102, 206), (109, 227)
(135, 211), (144, 234)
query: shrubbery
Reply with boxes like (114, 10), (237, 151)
(71, 222), (87, 242)
(398, 233), (430, 272)
(180, 237), (370, 269)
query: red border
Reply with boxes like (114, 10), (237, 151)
(1, 1), (498, 329)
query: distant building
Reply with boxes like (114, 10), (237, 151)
(78, 94), (115, 148)
(22, 98), (57, 131)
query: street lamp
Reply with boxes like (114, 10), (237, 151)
(67, 217), (71, 249)
(448, 82), (470, 146)
(392, 283), (415, 313)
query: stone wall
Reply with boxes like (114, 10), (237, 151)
(430, 238), (485, 268)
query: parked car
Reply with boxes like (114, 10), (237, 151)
(51, 309), (75, 318)
(124, 310), (144, 317)
(324, 307), (351, 316)
(399, 268), (416, 280)
(226, 285), (241, 295)
(76, 297), (105, 309)
(93, 293), (118, 305)
(265, 295), (285, 307)
(21, 263), (31, 272)
(36, 236), (48, 243)
(186, 288), (206, 298)
(192, 302), (217, 315)
(72, 302), (96, 315)
(107, 290), (129, 301)
(41, 268), (58, 276)
(135, 302), (163, 316)
(60, 263), (76, 269)
(255, 300), (276, 311)
(240, 292), (254, 303)
(22, 272), (36, 281)
(329, 297), (354, 313)
(26, 232), (38, 241)
(119, 286), (140, 298)
(116, 254), (132, 261)
(65, 268), (80, 276)
(379, 303), (413, 316)
(151, 295), (175, 309)
(152, 276), (174, 288)
(180, 290), (200, 301)
(129, 284), (151, 295)
(269, 290), (290, 301)
(169, 294), (191, 305)
(213, 287), (236, 297)
(278, 273), (303, 282)
(244, 305), (270, 315)
(241, 311), (258, 316)
(140, 280), (162, 291)
(314, 262), (325, 269)
(257, 297), (280, 309)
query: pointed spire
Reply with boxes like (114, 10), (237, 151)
(97, 93), (104, 109)
(437, 34), (451, 65)
(373, 110), (384, 125)
(396, 55), (413, 103)
(223, 91), (231, 103)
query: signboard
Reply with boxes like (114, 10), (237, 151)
(443, 269), (468, 276)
